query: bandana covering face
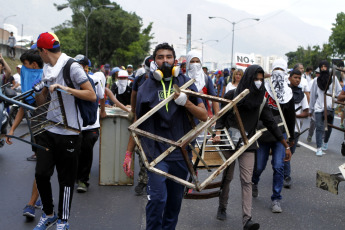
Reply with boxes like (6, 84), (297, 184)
(317, 60), (330, 91)
(265, 70), (292, 104)
(290, 85), (304, 104)
(42, 53), (69, 81)
(186, 50), (205, 92)
(116, 79), (128, 94)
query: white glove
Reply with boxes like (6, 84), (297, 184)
(174, 92), (187, 106)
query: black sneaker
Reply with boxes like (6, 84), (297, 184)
(244, 219), (260, 230)
(134, 183), (146, 196)
(252, 184), (258, 197)
(283, 177), (292, 189)
(216, 207), (227, 220)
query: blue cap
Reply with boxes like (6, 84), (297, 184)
(31, 44), (37, 49)
(110, 67), (120, 75)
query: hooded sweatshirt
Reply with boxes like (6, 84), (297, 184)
(215, 65), (283, 151)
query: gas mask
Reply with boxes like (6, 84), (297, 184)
(153, 62), (180, 81)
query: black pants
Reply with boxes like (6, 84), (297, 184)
(35, 131), (81, 221)
(77, 128), (99, 186)
(8, 47), (15, 57)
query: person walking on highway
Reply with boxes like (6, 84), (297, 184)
(309, 60), (342, 156)
(136, 42), (207, 230)
(32, 32), (96, 230)
(213, 64), (291, 229)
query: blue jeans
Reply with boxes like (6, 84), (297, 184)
(284, 132), (299, 178)
(252, 133), (286, 201)
(315, 111), (334, 148)
(146, 160), (188, 230)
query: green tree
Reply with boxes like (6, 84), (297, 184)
(52, 21), (84, 57)
(285, 44), (332, 70)
(329, 12), (345, 57)
(54, 0), (154, 67)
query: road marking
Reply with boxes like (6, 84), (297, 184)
(298, 141), (317, 152)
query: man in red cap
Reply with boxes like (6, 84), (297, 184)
(32, 32), (96, 230)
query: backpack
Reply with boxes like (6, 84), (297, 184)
(63, 58), (98, 128)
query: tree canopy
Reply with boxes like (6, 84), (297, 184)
(53, 0), (154, 68)
(329, 12), (345, 57)
(285, 44), (332, 70)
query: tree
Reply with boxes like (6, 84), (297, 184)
(52, 21), (84, 57)
(329, 12), (345, 57)
(54, 0), (154, 67)
(285, 44), (332, 70)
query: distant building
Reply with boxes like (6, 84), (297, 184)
(203, 62), (217, 71)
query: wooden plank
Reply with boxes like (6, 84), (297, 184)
(184, 191), (220, 199)
(232, 104), (248, 145)
(132, 128), (180, 147)
(199, 131), (262, 191)
(178, 89), (250, 147)
(128, 79), (195, 131)
(180, 89), (233, 103)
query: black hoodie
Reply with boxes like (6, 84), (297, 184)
(215, 65), (283, 151)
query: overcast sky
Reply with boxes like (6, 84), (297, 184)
(1, 0), (343, 64)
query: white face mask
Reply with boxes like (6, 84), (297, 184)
(254, 80), (262, 89)
(117, 79), (128, 94)
(188, 63), (202, 76)
(187, 63), (205, 92)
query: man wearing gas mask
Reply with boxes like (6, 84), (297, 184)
(136, 43), (207, 230)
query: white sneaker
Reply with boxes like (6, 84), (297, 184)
(321, 143), (328, 151)
(271, 200), (282, 213)
(316, 148), (323, 157)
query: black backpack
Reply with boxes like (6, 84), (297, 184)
(63, 58), (98, 127)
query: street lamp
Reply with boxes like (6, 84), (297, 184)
(209, 16), (259, 67)
(2, 14), (16, 45)
(201, 39), (218, 63)
(57, 4), (114, 57)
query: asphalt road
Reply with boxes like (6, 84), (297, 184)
(1, 116), (345, 230)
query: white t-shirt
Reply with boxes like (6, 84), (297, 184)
(82, 72), (106, 130)
(295, 94), (309, 133)
(299, 77), (310, 93)
(13, 73), (21, 91)
(225, 82), (237, 93)
(45, 62), (88, 135)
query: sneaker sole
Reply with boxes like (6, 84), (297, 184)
(77, 188), (87, 193)
(23, 212), (35, 218)
(272, 209), (282, 213)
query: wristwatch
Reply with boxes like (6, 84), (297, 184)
(286, 147), (290, 150)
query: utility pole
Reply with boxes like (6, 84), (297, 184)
(186, 14), (191, 54)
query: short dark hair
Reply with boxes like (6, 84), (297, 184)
(289, 69), (302, 77)
(38, 41), (61, 53)
(153, 43), (176, 61)
(306, 66), (313, 72)
(293, 63), (303, 70)
(20, 49), (43, 68)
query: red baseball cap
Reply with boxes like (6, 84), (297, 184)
(33, 32), (60, 49)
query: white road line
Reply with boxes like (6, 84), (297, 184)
(298, 141), (317, 152)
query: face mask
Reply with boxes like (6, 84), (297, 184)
(160, 62), (173, 79)
(188, 63), (201, 76)
(118, 79), (128, 87)
(254, 80), (262, 89)
(189, 63), (202, 71)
